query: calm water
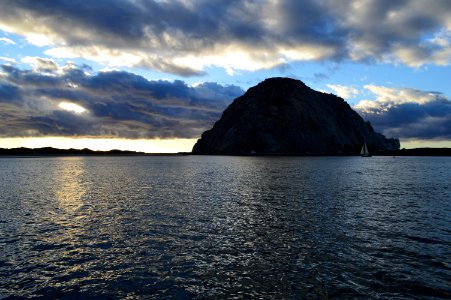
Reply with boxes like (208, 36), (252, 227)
(0, 156), (450, 299)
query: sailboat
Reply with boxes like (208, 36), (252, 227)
(360, 142), (371, 157)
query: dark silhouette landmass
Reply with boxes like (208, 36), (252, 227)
(376, 148), (451, 156)
(192, 77), (400, 155)
(0, 147), (186, 156)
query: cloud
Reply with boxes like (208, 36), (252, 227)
(354, 85), (451, 139)
(0, 37), (15, 45)
(0, 57), (16, 64)
(328, 0), (451, 66)
(0, 0), (449, 75)
(21, 56), (59, 73)
(327, 84), (359, 99)
(0, 61), (243, 139)
(0, 83), (21, 102)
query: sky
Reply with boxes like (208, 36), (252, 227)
(0, 0), (450, 152)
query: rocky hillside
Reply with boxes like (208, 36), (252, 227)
(192, 78), (399, 155)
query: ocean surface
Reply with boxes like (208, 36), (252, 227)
(0, 156), (450, 299)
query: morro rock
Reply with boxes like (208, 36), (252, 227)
(192, 77), (399, 155)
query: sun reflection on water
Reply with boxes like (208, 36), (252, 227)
(54, 157), (87, 212)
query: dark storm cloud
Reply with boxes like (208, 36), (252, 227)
(0, 83), (21, 102)
(355, 89), (451, 140)
(326, 0), (451, 65)
(0, 64), (243, 138)
(1, 0), (449, 74)
(362, 101), (451, 140)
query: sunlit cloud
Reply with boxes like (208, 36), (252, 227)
(355, 85), (443, 113)
(327, 84), (359, 99)
(25, 33), (53, 47)
(0, 37), (15, 45)
(21, 56), (59, 73)
(430, 29), (451, 47)
(354, 85), (451, 140)
(0, 0), (449, 75)
(0, 56), (16, 64)
(58, 102), (87, 114)
(45, 47), (143, 68)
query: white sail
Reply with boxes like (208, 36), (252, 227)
(361, 142), (370, 156)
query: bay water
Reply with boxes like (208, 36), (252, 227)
(0, 156), (450, 298)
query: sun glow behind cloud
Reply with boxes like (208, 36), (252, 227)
(58, 102), (87, 114)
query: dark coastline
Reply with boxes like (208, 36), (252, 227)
(0, 147), (450, 157)
(375, 148), (451, 156)
(0, 147), (187, 156)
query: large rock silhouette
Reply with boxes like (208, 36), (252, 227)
(192, 77), (399, 155)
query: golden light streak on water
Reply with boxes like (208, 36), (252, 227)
(54, 157), (86, 212)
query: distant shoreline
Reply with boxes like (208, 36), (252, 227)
(0, 147), (188, 157)
(374, 148), (451, 156)
(1, 147), (451, 157)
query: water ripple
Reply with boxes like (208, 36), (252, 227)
(0, 156), (450, 299)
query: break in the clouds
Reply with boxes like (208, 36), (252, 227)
(0, 61), (243, 138)
(354, 86), (451, 140)
(0, 0), (450, 76)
